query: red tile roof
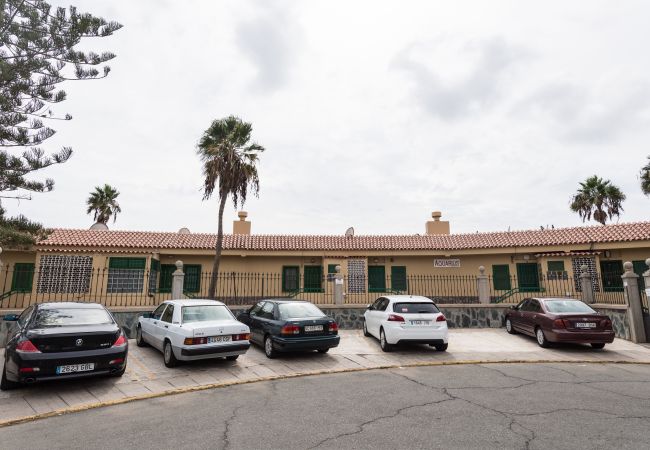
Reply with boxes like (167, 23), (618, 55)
(35, 222), (650, 252)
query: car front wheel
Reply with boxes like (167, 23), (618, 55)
(536, 327), (550, 348)
(226, 355), (239, 361)
(505, 318), (517, 335)
(435, 343), (448, 352)
(164, 341), (179, 367)
(591, 343), (606, 349)
(380, 329), (392, 352)
(136, 326), (147, 347)
(264, 336), (276, 359)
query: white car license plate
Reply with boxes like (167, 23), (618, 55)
(304, 325), (323, 332)
(410, 320), (430, 326)
(56, 363), (95, 374)
(207, 336), (232, 343)
(576, 322), (596, 328)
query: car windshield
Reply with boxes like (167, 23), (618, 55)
(393, 302), (440, 314)
(544, 300), (596, 314)
(182, 305), (233, 323)
(278, 303), (324, 319)
(33, 308), (113, 327)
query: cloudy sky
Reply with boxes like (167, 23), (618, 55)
(6, 0), (650, 235)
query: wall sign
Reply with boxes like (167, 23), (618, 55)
(434, 259), (461, 268)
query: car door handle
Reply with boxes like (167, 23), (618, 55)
(153, 321), (158, 325)
(164, 325), (169, 328)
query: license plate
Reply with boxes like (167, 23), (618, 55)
(410, 320), (430, 326)
(56, 363), (95, 374)
(576, 322), (596, 328)
(304, 325), (323, 332)
(207, 336), (232, 343)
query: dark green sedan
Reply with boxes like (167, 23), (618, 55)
(236, 300), (340, 358)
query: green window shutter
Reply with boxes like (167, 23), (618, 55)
(516, 263), (541, 292)
(282, 266), (299, 292)
(304, 266), (323, 292)
(368, 266), (386, 293)
(547, 261), (565, 272)
(391, 266), (407, 291)
(327, 264), (338, 274)
(600, 261), (624, 292)
(12, 263), (35, 293)
(633, 260), (647, 290)
(159, 265), (175, 293)
(184, 265), (202, 293)
(109, 257), (146, 270)
(151, 259), (160, 271)
(492, 265), (511, 291)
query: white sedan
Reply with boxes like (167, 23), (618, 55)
(363, 295), (448, 352)
(136, 299), (251, 367)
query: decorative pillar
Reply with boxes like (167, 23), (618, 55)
(171, 260), (185, 300)
(643, 258), (650, 297)
(622, 261), (647, 343)
(477, 266), (490, 304)
(333, 265), (344, 305)
(580, 265), (595, 304)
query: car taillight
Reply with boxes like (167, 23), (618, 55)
(183, 337), (208, 345)
(601, 319), (612, 329)
(109, 358), (124, 365)
(387, 314), (405, 322)
(553, 319), (566, 329)
(233, 333), (251, 341)
(16, 340), (40, 353)
(19, 367), (40, 373)
(329, 322), (338, 333)
(281, 325), (301, 335)
(112, 333), (128, 348)
(436, 315), (446, 322)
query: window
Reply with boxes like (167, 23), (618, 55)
(547, 261), (567, 280)
(492, 265), (512, 291)
(600, 260), (624, 292)
(17, 305), (34, 328)
(517, 299), (531, 311)
(376, 298), (390, 311)
(37, 255), (93, 294)
(544, 300), (595, 314)
(517, 263), (540, 292)
(633, 260), (647, 291)
(393, 302), (439, 314)
(391, 266), (407, 291)
(34, 307), (113, 327)
(260, 302), (275, 319)
(368, 266), (386, 293)
(303, 266), (323, 292)
(250, 302), (264, 316)
(184, 265), (202, 293)
(347, 259), (366, 294)
(12, 263), (34, 293)
(107, 257), (146, 293)
(161, 304), (174, 323)
(327, 264), (338, 274)
(148, 259), (160, 294)
(278, 303), (324, 320)
(159, 264), (175, 293)
(151, 304), (167, 320)
(282, 266), (299, 292)
(182, 305), (233, 323)
(528, 299), (542, 313)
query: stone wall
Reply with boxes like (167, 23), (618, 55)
(592, 305), (630, 340)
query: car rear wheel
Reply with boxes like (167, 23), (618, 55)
(505, 318), (517, 335)
(380, 329), (392, 352)
(591, 343), (606, 349)
(1, 364), (20, 391)
(363, 321), (370, 337)
(136, 326), (147, 347)
(264, 336), (276, 359)
(225, 355), (239, 361)
(435, 343), (448, 352)
(317, 348), (329, 354)
(164, 341), (179, 368)
(535, 327), (550, 348)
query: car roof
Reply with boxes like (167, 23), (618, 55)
(380, 295), (434, 303)
(163, 299), (226, 307)
(37, 302), (106, 309)
(532, 297), (581, 302)
(258, 299), (311, 304)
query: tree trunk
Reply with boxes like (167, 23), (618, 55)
(208, 193), (228, 299)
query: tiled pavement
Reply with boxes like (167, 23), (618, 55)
(2, 329), (650, 424)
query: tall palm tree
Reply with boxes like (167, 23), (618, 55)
(197, 116), (264, 299)
(570, 176), (625, 225)
(640, 156), (650, 196)
(86, 184), (122, 224)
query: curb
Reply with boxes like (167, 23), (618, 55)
(1, 359), (648, 428)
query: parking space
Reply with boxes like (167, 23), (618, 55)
(2, 329), (650, 425)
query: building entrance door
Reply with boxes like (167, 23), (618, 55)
(516, 263), (540, 292)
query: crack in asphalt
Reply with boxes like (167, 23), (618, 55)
(222, 405), (242, 450)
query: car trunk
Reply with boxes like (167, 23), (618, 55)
(27, 325), (120, 353)
(556, 314), (608, 331)
(183, 320), (247, 338)
(287, 317), (335, 337)
(399, 313), (445, 329)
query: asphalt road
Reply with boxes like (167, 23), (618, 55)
(1, 363), (649, 450)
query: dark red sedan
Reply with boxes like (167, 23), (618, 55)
(504, 297), (615, 349)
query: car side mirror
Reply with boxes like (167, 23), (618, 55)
(142, 312), (152, 319)
(366, 304), (373, 310)
(510, 306), (517, 310)
(3, 314), (18, 321)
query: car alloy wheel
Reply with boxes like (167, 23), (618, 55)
(536, 328), (550, 348)
(136, 326), (146, 347)
(164, 341), (178, 367)
(264, 336), (276, 359)
(380, 329), (391, 352)
(505, 318), (516, 335)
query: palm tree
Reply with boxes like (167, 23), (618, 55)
(86, 184), (122, 224)
(640, 156), (650, 196)
(570, 176), (625, 225)
(197, 116), (264, 299)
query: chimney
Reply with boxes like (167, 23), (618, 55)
(233, 211), (251, 235)
(426, 211), (450, 235)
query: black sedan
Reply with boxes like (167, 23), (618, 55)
(1, 302), (128, 390)
(237, 300), (340, 358)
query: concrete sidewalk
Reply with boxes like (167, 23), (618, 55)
(2, 329), (650, 426)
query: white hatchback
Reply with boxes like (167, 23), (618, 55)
(363, 295), (448, 352)
(136, 299), (250, 367)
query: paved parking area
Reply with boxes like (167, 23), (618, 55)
(2, 329), (650, 425)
